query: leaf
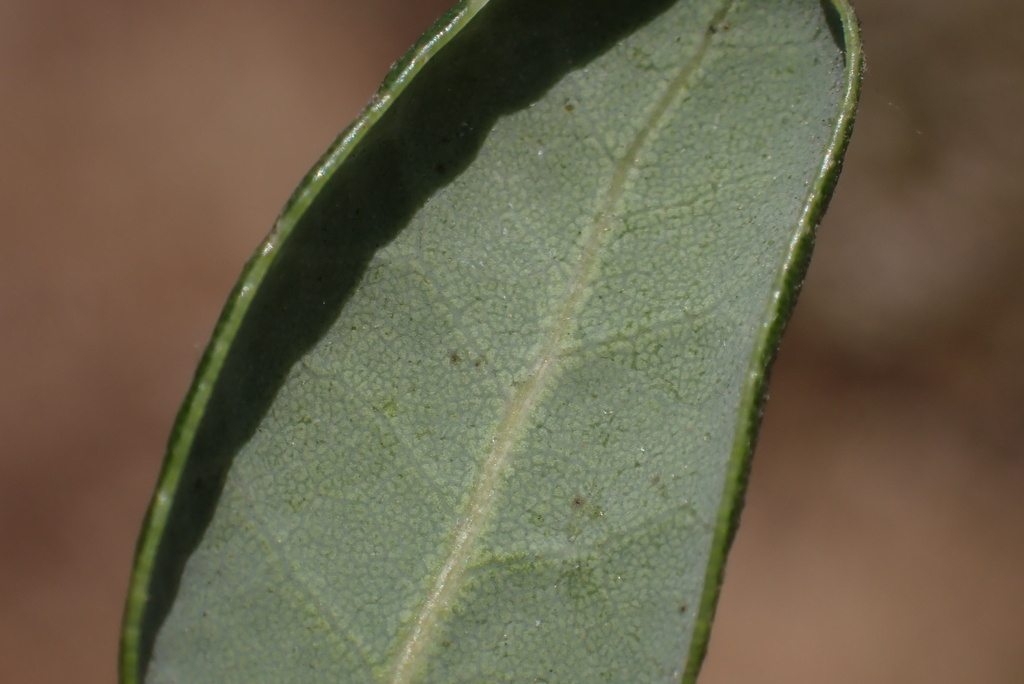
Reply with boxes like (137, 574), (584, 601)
(121, 0), (861, 682)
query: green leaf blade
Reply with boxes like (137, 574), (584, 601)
(122, 0), (861, 682)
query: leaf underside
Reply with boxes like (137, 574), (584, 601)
(121, 0), (860, 682)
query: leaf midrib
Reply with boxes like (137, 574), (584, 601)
(386, 2), (735, 680)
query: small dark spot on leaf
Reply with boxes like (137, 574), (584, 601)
(564, 103), (575, 112)
(679, 604), (688, 613)
(448, 352), (460, 364)
(572, 495), (585, 508)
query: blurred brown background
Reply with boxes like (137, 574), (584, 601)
(2, 0), (1022, 682)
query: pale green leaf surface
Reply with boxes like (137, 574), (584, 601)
(121, 0), (860, 681)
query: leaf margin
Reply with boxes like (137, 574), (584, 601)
(680, 1), (862, 680)
(117, 3), (486, 681)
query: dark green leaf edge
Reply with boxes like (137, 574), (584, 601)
(118, 3), (485, 681)
(680, 1), (862, 680)
(118, 1), (863, 681)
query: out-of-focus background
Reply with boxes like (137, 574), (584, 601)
(2, 0), (1022, 681)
